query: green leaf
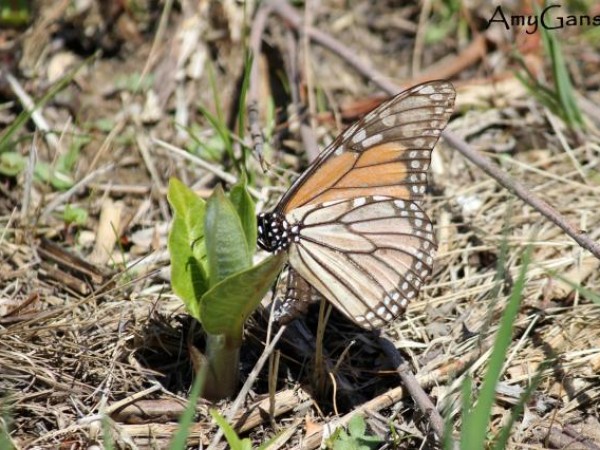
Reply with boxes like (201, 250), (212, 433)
(59, 135), (89, 173)
(330, 415), (383, 450)
(101, 415), (115, 450)
(200, 252), (286, 343)
(34, 161), (74, 190)
(229, 176), (257, 254)
(0, 0), (30, 26)
(167, 178), (208, 320)
(63, 205), (88, 226)
(204, 185), (251, 288)
(0, 400), (13, 450)
(348, 415), (366, 438)
(0, 152), (26, 176)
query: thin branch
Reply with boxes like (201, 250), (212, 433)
(137, 134), (171, 221)
(378, 337), (450, 445)
(6, 73), (62, 153)
(268, 0), (400, 95)
(284, 27), (320, 161)
(40, 163), (115, 221)
(247, 2), (273, 166)
(152, 138), (261, 198)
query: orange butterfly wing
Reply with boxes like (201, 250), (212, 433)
(278, 80), (456, 213)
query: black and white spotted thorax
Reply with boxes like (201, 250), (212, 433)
(257, 212), (301, 253)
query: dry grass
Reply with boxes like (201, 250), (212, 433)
(1, 1), (600, 449)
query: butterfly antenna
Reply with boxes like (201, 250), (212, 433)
(247, 99), (269, 173)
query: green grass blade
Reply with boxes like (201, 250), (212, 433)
(492, 362), (547, 450)
(0, 55), (94, 150)
(460, 247), (532, 449)
(102, 415), (115, 450)
(210, 410), (245, 449)
(0, 401), (13, 450)
(237, 52), (253, 146)
(541, 22), (583, 127)
(205, 61), (237, 169)
(197, 104), (236, 168)
(546, 270), (600, 305)
(169, 368), (207, 450)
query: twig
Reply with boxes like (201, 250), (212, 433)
(302, 0), (319, 160)
(247, 2), (273, 166)
(138, 0), (175, 91)
(269, 0), (600, 261)
(137, 134), (171, 221)
(442, 131), (600, 260)
(300, 345), (481, 449)
(268, 0), (400, 95)
(378, 337), (449, 444)
(416, 33), (488, 83)
(6, 73), (62, 153)
(545, 426), (600, 450)
(40, 163), (115, 220)
(152, 138), (261, 198)
(105, 382), (164, 415)
(21, 133), (37, 221)
(284, 27), (320, 162)
(411, 0), (432, 76)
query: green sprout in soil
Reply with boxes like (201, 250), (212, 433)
(167, 177), (285, 400)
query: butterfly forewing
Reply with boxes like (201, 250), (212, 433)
(278, 80), (456, 214)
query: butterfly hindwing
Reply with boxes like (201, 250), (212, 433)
(273, 268), (321, 325)
(285, 196), (436, 330)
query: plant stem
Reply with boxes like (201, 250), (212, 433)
(204, 333), (240, 400)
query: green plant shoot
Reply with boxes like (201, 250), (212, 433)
(167, 178), (285, 400)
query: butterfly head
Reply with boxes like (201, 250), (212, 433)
(257, 211), (299, 253)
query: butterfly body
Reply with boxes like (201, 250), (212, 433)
(258, 81), (456, 330)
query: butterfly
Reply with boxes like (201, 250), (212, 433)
(257, 80), (456, 330)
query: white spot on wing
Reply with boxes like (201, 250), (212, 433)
(382, 115), (395, 127)
(352, 129), (367, 144)
(353, 197), (367, 207)
(361, 133), (384, 148)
